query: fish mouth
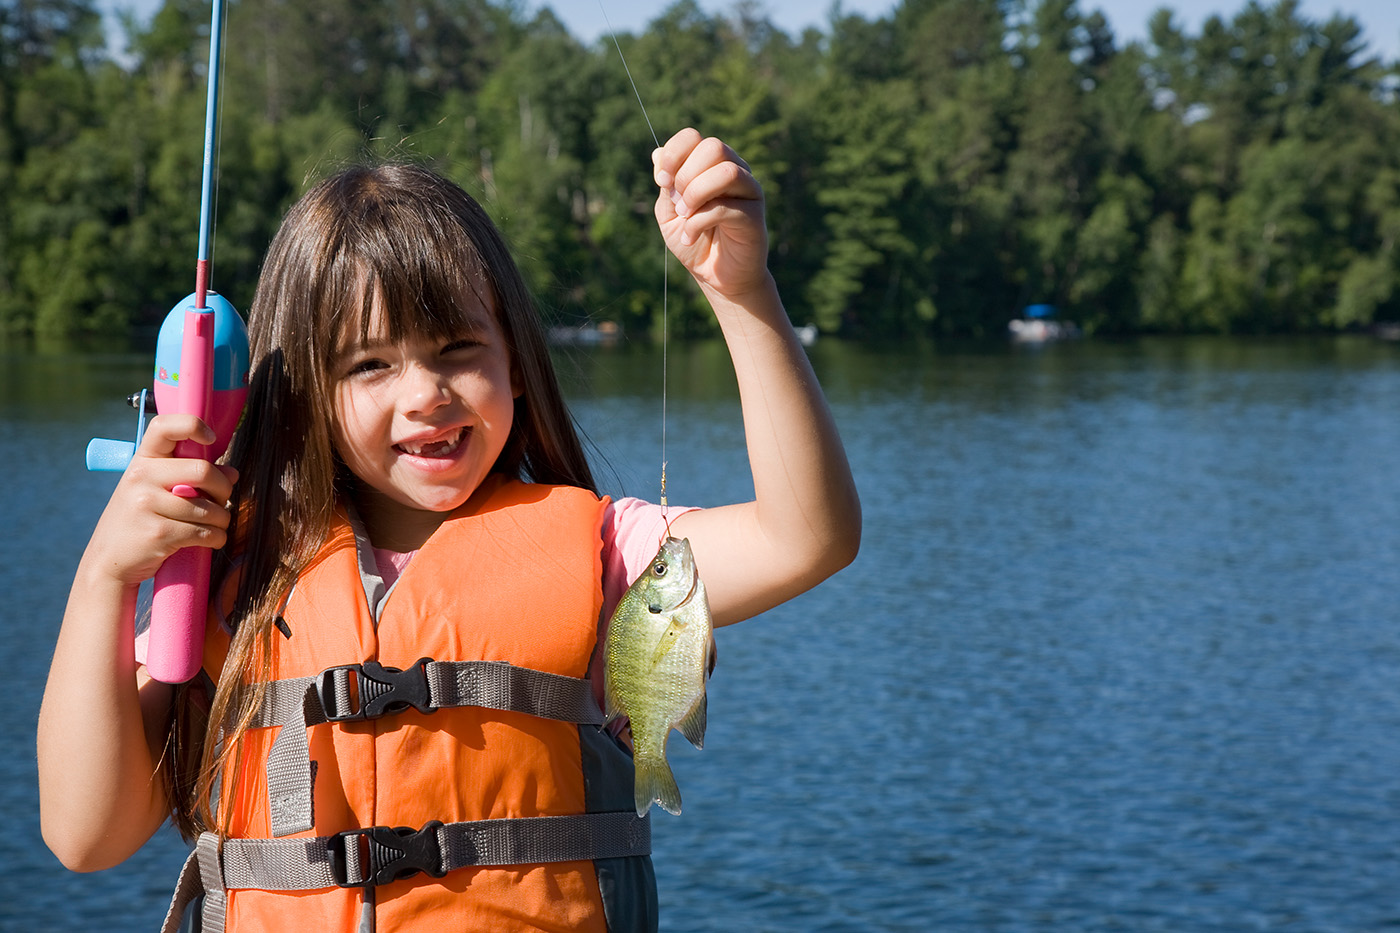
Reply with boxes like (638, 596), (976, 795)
(394, 427), (467, 458)
(672, 568), (699, 611)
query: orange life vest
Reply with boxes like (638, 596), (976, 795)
(188, 475), (656, 932)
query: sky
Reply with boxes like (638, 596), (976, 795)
(103, 0), (1400, 62)
(542, 0), (1399, 58)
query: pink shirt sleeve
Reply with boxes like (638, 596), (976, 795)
(600, 497), (699, 623)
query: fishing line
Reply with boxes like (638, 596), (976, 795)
(598, 1), (670, 511)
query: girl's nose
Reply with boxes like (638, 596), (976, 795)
(401, 364), (451, 414)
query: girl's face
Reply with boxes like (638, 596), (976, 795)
(330, 289), (519, 548)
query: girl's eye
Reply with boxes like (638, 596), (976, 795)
(346, 358), (387, 376)
(443, 337), (482, 354)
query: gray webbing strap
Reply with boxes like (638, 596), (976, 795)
(265, 683), (320, 837)
(220, 812), (650, 889)
(254, 660), (604, 837)
(159, 833), (228, 933)
(428, 662), (606, 725)
(433, 811), (650, 873)
(159, 813), (648, 927)
(196, 833), (228, 932)
(158, 845), (202, 933)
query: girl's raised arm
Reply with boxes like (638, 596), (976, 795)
(38, 415), (236, 869)
(651, 129), (861, 627)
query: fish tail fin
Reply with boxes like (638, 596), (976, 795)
(634, 753), (682, 816)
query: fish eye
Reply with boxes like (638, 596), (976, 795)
(652, 561), (667, 577)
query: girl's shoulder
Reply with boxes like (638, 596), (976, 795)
(600, 497), (698, 606)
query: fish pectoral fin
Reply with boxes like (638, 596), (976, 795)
(676, 692), (707, 750)
(650, 618), (687, 666)
(603, 692), (623, 726)
(603, 676), (626, 726)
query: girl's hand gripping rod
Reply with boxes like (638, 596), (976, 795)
(146, 290), (247, 683)
(85, 0), (248, 684)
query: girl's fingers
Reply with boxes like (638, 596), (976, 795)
(84, 418), (240, 585)
(654, 133), (762, 259)
(136, 413), (217, 457)
(119, 462), (232, 530)
(653, 127), (703, 188)
(656, 128), (749, 178)
(668, 197), (760, 243)
(655, 134), (757, 217)
(653, 128), (770, 294)
(89, 481), (231, 585)
(131, 414), (238, 502)
(677, 137), (751, 190)
(161, 471), (235, 525)
(676, 162), (760, 221)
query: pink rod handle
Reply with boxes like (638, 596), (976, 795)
(149, 307), (216, 684)
(149, 547), (212, 684)
(173, 308), (215, 459)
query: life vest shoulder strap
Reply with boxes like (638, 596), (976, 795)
(243, 659), (605, 838)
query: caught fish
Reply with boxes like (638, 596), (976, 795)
(604, 536), (715, 816)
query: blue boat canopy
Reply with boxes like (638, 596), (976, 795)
(1024, 304), (1056, 319)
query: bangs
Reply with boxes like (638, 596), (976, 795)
(320, 165), (498, 353)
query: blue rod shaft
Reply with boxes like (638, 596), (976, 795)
(196, 0), (226, 275)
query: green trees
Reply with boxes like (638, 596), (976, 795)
(1, 0), (1397, 340)
(1137, 0), (1400, 332)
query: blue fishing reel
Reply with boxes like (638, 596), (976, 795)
(85, 292), (249, 472)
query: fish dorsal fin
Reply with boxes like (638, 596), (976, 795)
(676, 692), (707, 749)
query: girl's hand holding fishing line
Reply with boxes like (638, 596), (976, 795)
(650, 128), (861, 627)
(652, 128), (769, 303)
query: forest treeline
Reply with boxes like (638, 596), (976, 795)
(2, 0), (1399, 340)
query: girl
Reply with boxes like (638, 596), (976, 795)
(38, 129), (860, 932)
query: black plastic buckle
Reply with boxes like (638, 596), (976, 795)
(316, 658), (434, 722)
(327, 821), (447, 888)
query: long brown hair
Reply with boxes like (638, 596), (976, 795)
(165, 163), (597, 838)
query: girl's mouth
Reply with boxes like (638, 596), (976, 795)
(395, 427), (466, 459)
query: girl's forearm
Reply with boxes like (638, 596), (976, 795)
(686, 275), (861, 623)
(38, 556), (173, 870)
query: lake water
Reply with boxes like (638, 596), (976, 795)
(3, 335), (1399, 931)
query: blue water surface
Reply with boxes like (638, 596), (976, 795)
(4, 336), (1399, 931)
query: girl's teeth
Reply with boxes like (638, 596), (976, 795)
(400, 430), (463, 457)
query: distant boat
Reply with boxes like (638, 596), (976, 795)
(547, 321), (622, 347)
(795, 323), (818, 346)
(1370, 322), (1400, 342)
(1008, 304), (1079, 343)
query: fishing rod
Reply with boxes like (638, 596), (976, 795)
(87, 0), (249, 684)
